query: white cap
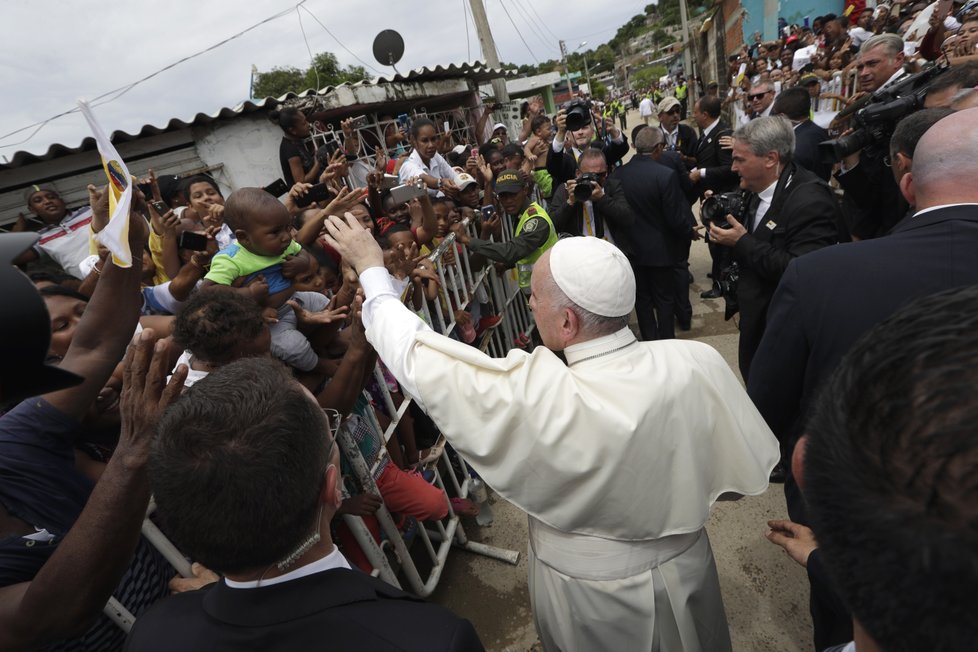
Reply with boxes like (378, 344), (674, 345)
(549, 237), (635, 317)
(492, 122), (507, 133)
(456, 172), (478, 189)
(451, 144), (469, 155)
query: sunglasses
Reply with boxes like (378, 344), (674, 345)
(748, 91), (772, 100)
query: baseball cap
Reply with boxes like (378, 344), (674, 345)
(800, 74), (820, 86)
(0, 233), (84, 404)
(494, 169), (524, 194)
(492, 122), (508, 133)
(657, 97), (682, 114)
(23, 184), (58, 205)
(456, 173), (478, 190)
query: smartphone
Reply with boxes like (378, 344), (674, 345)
(350, 115), (368, 130)
(150, 200), (168, 215)
(380, 174), (400, 190)
(294, 183), (336, 208)
(178, 231), (209, 251)
(480, 205), (497, 221)
(263, 178), (289, 197)
(443, 120), (451, 133)
(389, 182), (427, 205)
(396, 113), (410, 129)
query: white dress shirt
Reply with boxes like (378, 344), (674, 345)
(697, 118), (722, 178)
(224, 545), (351, 589)
(398, 149), (461, 196)
(913, 203), (978, 219)
(751, 179), (779, 232)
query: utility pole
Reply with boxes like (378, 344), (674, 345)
(468, 0), (510, 103)
(559, 40), (574, 100)
(678, 0), (692, 78)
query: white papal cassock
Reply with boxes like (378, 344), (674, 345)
(359, 267), (779, 652)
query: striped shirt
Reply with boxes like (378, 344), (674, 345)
(34, 207), (94, 279)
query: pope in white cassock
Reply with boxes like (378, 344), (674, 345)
(323, 213), (779, 652)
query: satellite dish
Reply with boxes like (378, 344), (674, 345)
(373, 30), (405, 73)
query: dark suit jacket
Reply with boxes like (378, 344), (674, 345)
(613, 155), (694, 267)
(655, 150), (696, 204)
(662, 123), (698, 163)
(124, 568), (484, 651)
(792, 120), (831, 182)
(835, 150), (908, 239)
(732, 163), (840, 379)
(547, 137), (630, 187)
(693, 120), (738, 196)
(748, 205), (978, 478)
(549, 176), (637, 250)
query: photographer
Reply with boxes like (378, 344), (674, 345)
(547, 101), (629, 186)
(549, 149), (636, 243)
(707, 117), (839, 381)
(835, 34), (908, 239)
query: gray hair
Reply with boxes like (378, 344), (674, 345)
(860, 34), (904, 59)
(634, 126), (665, 154)
(543, 272), (629, 337)
(732, 115), (795, 164)
(951, 87), (978, 110)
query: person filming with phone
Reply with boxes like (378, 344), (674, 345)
(451, 170), (556, 294)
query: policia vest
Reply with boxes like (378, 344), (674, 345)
(515, 201), (558, 291)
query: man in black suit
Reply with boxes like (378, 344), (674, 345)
(835, 34), (908, 239)
(549, 149), (636, 243)
(657, 97), (698, 170)
(127, 358), (482, 651)
(707, 116), (839, 381)
(748, 108), (978, 651)
(616, 128), (697, 340)
(689, 95), (739, 298)
(772, 87), (831, 181)
(547, 106), (629, 187)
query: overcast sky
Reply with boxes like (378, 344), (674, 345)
(0, 0), (648, 159)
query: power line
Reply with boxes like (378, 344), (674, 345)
(497, 0), (540, 63)
(298, 5), (384, 76)
(0, 0), (308, 150)
(296, 6), (320, 90)
(462, 0), (472, 61)
(507, 0), (560, 58)
(526, 3), (560, 42)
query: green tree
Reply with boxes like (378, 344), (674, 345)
(253, 66), (307, 98)
(591, 80), (608, 99)
(631, 65), (668, 88)
(252, 51), (369, 98)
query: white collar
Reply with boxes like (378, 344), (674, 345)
(913, 203), (978, 218)
(224, 545), (351, 589)
(758, 178), (778, 204)
(662, 124), (678, 135)
(563, 327), (638, 366)
(408, 147), (431, 171)
(880, 68), (906, 91)
(702, 118), (721, 137)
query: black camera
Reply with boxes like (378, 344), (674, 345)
(564, 99), (593, 132)
(701, 192), (744, 229)
(574, 173), (599, 201)
(819, 60), (950, 163)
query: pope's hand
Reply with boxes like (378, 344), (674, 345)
(322, 212), (385, 274)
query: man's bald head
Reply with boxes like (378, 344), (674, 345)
(906, 109), (978, 209)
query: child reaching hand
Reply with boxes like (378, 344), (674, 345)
(200, 188), (335, 374)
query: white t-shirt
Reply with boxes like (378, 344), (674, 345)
(639, 97), (654, 116)
(33, 207), (94, 279)
(398, 149), (461, 197)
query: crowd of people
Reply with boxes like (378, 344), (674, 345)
(3, 2), (978, 650)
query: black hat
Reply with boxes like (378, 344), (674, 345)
(0, 233), (83, 405)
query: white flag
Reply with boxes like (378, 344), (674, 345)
(78, 100), (133, 267)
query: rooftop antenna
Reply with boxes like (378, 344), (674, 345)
(373, 30), (405, 76)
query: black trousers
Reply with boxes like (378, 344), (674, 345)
(673, 240), (692, 327)
(632, 264), (676, 340)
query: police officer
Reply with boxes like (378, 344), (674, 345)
(675, 77), (689, 120)
(452, 169), (557, 293)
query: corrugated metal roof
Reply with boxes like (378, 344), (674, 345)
(1, 62), (512, 171)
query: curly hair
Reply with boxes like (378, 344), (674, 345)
(172, 287), (266, 364)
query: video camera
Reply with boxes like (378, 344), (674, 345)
(563, 99), (593, 132)
(819, 60), (951, 163)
